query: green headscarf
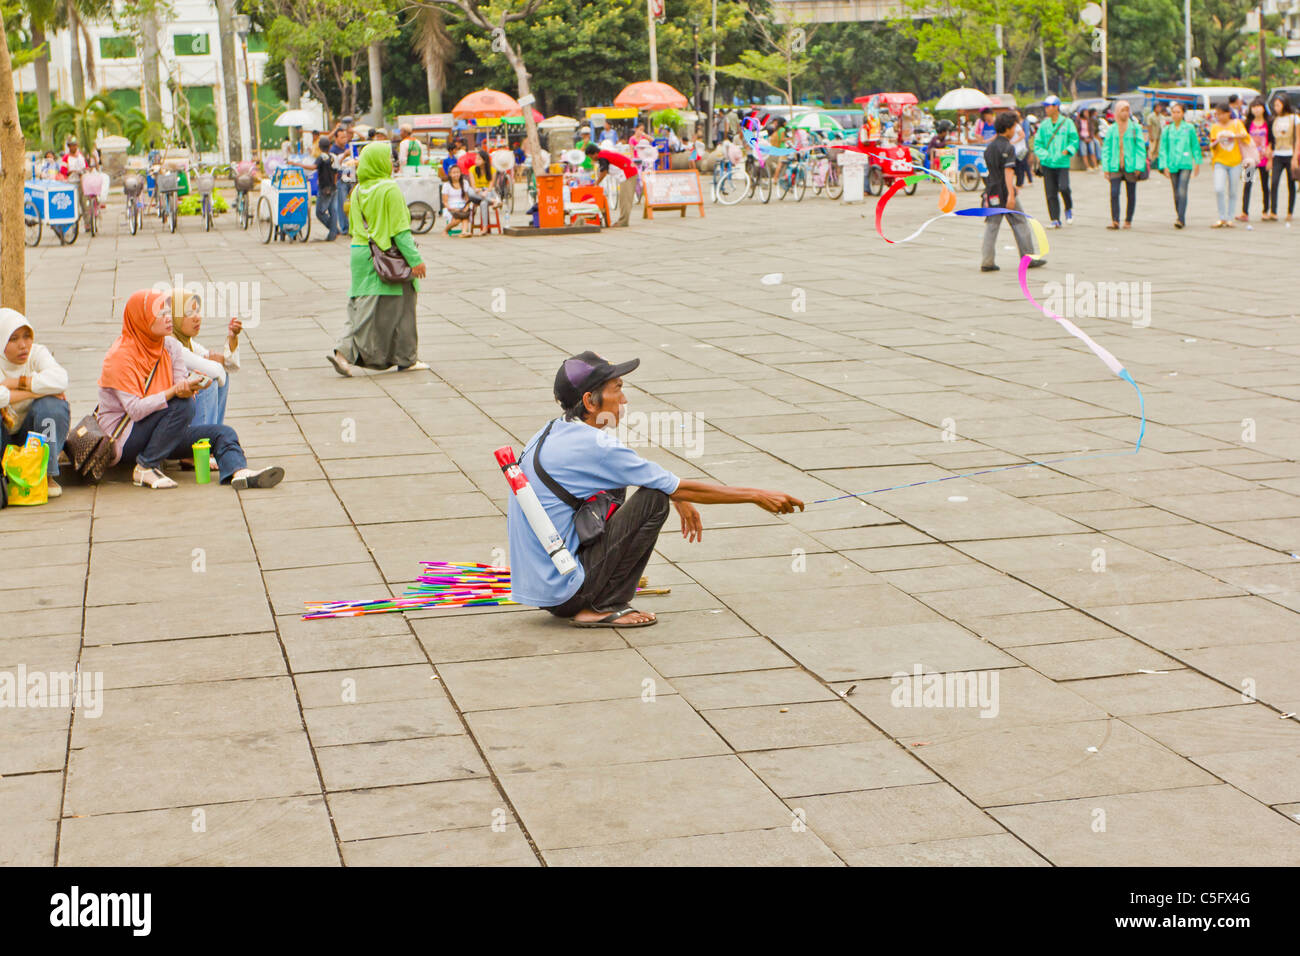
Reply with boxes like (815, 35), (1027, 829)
(351, 141), (410, 250)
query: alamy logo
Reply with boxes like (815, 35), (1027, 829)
(890, 665), (999, 718)
(151, 272), (262, 328)
(1041, 275), (1152, 328)
(50, 886), (151, 936)
(595, 410), (706, 458)
(0, 666), (103, 718)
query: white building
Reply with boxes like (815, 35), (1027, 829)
(13, 0), (283, 160)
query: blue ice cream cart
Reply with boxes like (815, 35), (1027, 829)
(24, 179), (81, 246)
(256, 166), (312, 243)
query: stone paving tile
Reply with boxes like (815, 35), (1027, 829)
(990, 785), (1300, 866)
(1064, 671), (1248, 716)
(314, 736), (487, 792)
(497, 755), (792, 850)
(740, 740), (938, 798)
(326, 779), (509, 842)
(637, 637), (793, 677)
(797, 782), (1005, 854)
(340, 824), (539, 866)
(466, 696), (729, 773)
(79, 633), (286, 689)
(841, 833), (1049, 867)
(58, 796), (339, 866)
(544, 827), (843, 866)
(668, 668), (836, 711)
(437, 649), (671, 711)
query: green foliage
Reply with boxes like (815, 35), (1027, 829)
(648, 108), (683, 134)
(48, 94), (123, 148)
(717, 49), (805, 102)
(178, 192), (230, 216)
(124, 106), (169, 152)
(803, 23), (940, 104)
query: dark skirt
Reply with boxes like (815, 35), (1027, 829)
(337, 284), (418, 370)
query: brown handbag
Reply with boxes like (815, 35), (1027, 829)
(67, 357), (161, 483)
(354, 190), (412, 283)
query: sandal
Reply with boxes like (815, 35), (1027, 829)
(1107, 222), (1119, 230)
(572, 606), (657, 629)
(231, 466), (284, 490)
(1122, 222), (1132, 229)
(1210, 220), (1227, 228)
(133, 465), (177, 489)
(326, 352), (353, 377)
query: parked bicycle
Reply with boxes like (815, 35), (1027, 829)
(232, 160), (257, 229)
(193, 167), (216, 231)
(745, 154), (773, 203)
(776, 151), (808, 202)
(154, 166), (180, 233)
(711, 143), (750, 206)
(809, 149), (843, 200)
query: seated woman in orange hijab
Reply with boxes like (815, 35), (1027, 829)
(96, 289), (283, 490)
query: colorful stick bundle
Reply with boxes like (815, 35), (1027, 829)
(303, 562), (515, 620)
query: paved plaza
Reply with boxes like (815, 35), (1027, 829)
(3, 171), (1300, 867)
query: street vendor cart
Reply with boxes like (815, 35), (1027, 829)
(395, 170), (442, 235)
(24, 179), (80, 246)
(256, 166), (311, 243)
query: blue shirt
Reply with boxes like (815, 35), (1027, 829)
(506, 418), (680, 608)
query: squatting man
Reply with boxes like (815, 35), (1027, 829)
(506, 352), (804, 628)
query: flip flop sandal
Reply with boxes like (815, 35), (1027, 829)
(572, 606), (656, 628)
(231, 466), (284, 490)
(326, 352), (353, 377)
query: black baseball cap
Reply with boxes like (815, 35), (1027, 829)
(554, 351), (640, 408)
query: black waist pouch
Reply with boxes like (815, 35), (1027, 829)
(531, 420), (623, 546)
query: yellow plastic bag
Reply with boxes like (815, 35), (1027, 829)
(3, 436), (50, 506)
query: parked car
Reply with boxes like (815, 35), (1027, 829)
(1266, 86), (1300, 111)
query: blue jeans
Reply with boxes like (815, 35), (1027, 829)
(192, 376), (229, 427)
(1213, 162), (1239, 221)
(1169, 169), (1191, 224)
(316, 187), (338, 238)
(120, 398), (247, 481)
(335, 181), (352, 234)
(2, 395), (70, 476)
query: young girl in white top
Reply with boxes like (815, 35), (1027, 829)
(1, 309), (70, 497)
(169, 290), (241, 427)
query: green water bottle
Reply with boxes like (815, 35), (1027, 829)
(192, 438), (211, 484)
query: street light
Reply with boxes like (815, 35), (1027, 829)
(233, 14), (260, 160)
(1080, 2), (1106, 99)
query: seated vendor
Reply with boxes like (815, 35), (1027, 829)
(505, 351), (803, 628)
(1, 309), (70, 498)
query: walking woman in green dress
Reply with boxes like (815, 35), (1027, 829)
(328, 142), (429, 376)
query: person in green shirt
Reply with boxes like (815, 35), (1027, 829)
(1032, 95), (1079, 227)
(1156, 100), (1201, 229)
(1101, 100), (1148, 229)
(328, 142), (429, 377)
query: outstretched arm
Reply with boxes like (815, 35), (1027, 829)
(670, 478), (804, 514)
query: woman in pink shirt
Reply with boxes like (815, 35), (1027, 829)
(1240, 97), (1272, 221)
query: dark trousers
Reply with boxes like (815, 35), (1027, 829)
(316, 187), (339, 238)
(120, 397), (247, 480)
(1042, 166), (1072, 221)
(2, 396), (70, 477)
(545, 488), (671, 617)
(1109, 176), (1137, 223)
(1269, 155), (1296, 215)
(1169, 169), (1191, 224)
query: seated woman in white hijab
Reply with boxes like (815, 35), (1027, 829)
(169, 290), (241, 427)
(1, 309), (71, 497)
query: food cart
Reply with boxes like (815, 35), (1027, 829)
(395, 171), (442, 234)
(256, 166), (311, 243)
(23, 179), (80, 246)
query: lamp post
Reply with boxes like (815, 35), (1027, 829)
(707, 0), (717, 145)
(1081, 3), (1106, 98)
(234, 14), (260, 160)
(691, 14), (702, 116)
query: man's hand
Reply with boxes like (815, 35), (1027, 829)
(751, 489), (804, 514)
(228, 318), (243, 337)
(411, 263), (428, 279)
(674, 501), (703, 542)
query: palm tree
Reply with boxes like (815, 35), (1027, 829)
(48, 93), (122, 148)
(24, 0), (60, 144)
(411, 5), (454, 113)
(123, 106), (167, 152)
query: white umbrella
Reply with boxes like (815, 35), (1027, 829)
(934, 88), (994, 111)
(274, 108), (323, 128)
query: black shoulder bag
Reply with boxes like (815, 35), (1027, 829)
(530, 420), (624, 547)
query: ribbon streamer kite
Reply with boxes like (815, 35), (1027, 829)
(809, 163), (1146, 505)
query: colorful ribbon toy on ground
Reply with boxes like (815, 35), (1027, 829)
(809, 163), (1145, 505)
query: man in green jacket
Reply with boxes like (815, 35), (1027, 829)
(1032, 96), (1079, 228)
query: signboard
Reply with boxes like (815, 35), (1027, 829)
(518, 94), (536, 108)
(174, 33), (210, 56)
(641, 170), (705, 220)
(398, 114), (454, 131)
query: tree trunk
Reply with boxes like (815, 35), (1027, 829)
(67, 1), (85, 106)
(214, 0), (244, 162)
(499, 36), (541, 166)
(141, 13), (163, 125)
(0, 27), (27, 312)
(426, 66), (441, 113)
(32, 23), (52, 146)
(368, 41), (383, 127)
(285, 57), (302, 110)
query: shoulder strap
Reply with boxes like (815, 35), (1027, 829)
(108, 356), (163, 441)
(529, 420), (583, 510)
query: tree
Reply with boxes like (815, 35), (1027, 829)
(261, 0), (399, 120)
(1, 3), (27, 311)
(716, 6), (818, 106)
(214, 0), (243, 160)
(123, 105), (168, 152)
(803, 23), (941, 103)
(1192, 0), (1253, 80)
(20, 0), (59, 145)
(412, 4), (454, 112)
(48, 92), (122, 147)
(416, 0), (546, 164)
